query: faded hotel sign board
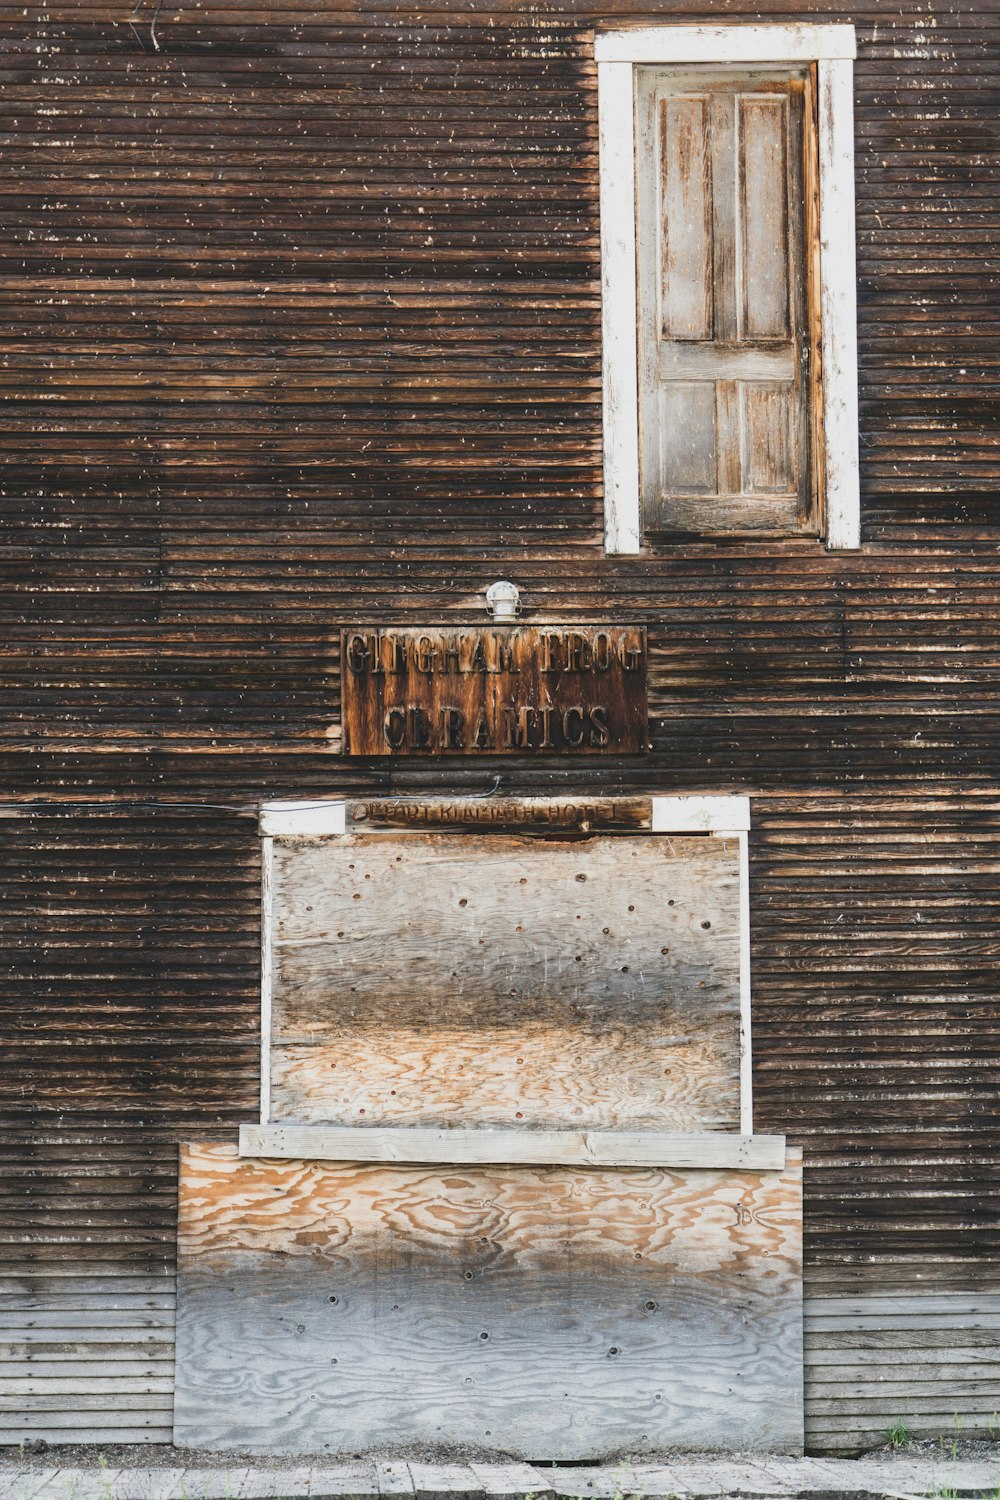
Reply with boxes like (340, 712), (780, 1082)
(341, 626), (649, 755)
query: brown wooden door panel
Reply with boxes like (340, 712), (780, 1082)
(637, 65), (815, 536)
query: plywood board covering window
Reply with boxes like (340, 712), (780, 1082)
(266, 831), (742, 1134)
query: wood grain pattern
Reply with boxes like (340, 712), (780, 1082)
(174, 1143), (803, 1455)
(269, 1024), (736, 1131)
(268, 832), (741, 1130)
(804, 1290), (1000, 1452)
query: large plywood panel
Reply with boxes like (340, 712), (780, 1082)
(174, 1144), (803, 1456)
(269, 833), (741, 1132)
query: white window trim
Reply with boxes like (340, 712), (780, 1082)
(598, 24), (860, 554)
(257, 799), (347, 1122)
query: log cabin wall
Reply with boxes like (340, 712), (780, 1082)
(1, 0), (997, 1452)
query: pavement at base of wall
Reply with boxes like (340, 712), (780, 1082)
(1, 1444), (1000, 1500)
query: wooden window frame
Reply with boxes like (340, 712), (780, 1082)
(251, 794), (779, 1166)
(597, 24), (859, 553)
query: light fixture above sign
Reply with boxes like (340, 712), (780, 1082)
(484, 579), (521, 620)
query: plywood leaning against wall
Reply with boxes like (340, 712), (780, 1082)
(267, 832), (741, 1131)
(174, 1143), (804, 1455)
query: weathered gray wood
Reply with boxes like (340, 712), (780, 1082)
(807, 1291), (1000, 1317)
(739, 96), (792, 340)
(549, 1467), (649, 1498)
(660, 344), (795, 379)
(548, 1470), (650, 1494)
(630, 1468), (709, 1500)
(240, 1124), (786, 1170)
(806, 1346), (1000, 1368)
(13, 1456), (1000, 1500)
(806, 1311), (1000, 1330)
(0, 1311), (174, 1329)
(3, 1337), (173, 1359)
(0, 1276), (171, 1300)
(235, 1474), (331, 1500)
(174, 1143), (803, 1456)
(0, 1363), (173, 1381)
(298, 1467), (375, 1500)
(660, 95), (713, 341)
(0, 1244), (176, 1449)
(408, 1464), (482, 1500)
(377, 1462), (415, 1497)
(0, 1290), (174, 1311)
(0, 1420), (169, 1439)
(468, 1465), (555, 1500)
(269, 832), (741, 1133)
(0, 1472), (60, 1500)
(0, 1377), (173, 1395)
(803, 1288), (1000, 1452)
(808, 1376), (1000, 1400)
(58, 1469), (185, 1500)
(0, 1394), (172, 1413)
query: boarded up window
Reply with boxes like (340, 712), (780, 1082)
(636, 66), (816, 536)
(266, 831), (742, 1134)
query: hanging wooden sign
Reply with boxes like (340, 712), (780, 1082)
(341, 626), (649, 755)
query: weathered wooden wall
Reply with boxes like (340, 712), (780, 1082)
(1, 0), (998, 1451)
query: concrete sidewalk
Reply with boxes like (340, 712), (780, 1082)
(1, 1453), (999, 1500)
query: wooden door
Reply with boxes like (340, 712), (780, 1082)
(636, 66), (816, 535)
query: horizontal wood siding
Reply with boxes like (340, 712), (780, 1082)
(0, 1142), (176, 1444)
(751, 798), (1000, 1450)
(804, 1292), (1000, 1452)
(1, 0), (996, 1450)
(0, 815), (261, 1443)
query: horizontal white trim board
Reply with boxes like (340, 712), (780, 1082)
(260, 795), (748, 837)
(595, 25), (856, 63)
(651, 794), (751, 833)
(259, 800), (346, 838)
(240, 1124), (786, 1170)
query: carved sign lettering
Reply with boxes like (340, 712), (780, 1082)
(349, 797), (653, 829)
(341, 626), (649, 756)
